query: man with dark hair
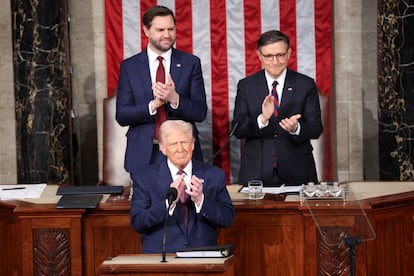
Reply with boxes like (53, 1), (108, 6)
(232, 30), (323, 186)
(116, 5), (207, 174)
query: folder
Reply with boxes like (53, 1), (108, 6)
(176, 244), (234, 258)
(56, 194), (103, 209)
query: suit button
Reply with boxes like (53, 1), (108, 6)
(274, 134), (278, 138)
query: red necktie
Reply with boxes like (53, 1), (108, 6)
(272, 80), (279, 118)
(154, 56), (167, 139)
(177, 170), (188, 232)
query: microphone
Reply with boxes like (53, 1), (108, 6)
(166, 187), (178, 207)
(161, 187), (177, 262)
(208, 122), (239, 162)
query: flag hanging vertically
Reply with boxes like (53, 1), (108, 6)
(105, 0), (333, 183)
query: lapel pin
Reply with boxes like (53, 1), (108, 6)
(176, 64), (181, 68)
(288, 87), (293, 91)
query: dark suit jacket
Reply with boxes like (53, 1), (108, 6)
(130, 160), (235, 253)
(116, 48), (207, 173)
(232, 69), (323, 186)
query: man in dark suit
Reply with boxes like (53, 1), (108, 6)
(116, 5), (207, 174)
(232, 30), (323, 187)
(130, 120), (235, 253)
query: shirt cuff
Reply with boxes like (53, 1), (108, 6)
(289, 122), (301, 135)
(149, 101), (156, 115)
(257, 114), (269, 129)
(194, 194), (204, 213)
(169, 96), (179, 109)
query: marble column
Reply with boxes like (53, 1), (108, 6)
(378, 0), (414, 180)
(12, 0), (72, 184)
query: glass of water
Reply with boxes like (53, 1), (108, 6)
(248, 180), (263, 199)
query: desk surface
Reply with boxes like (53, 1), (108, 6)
(2, 181), (414, 205)
(1, 181), (414, 276)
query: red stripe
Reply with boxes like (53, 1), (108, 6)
(140, 0), (157, 50)
(105, 0), (124, 97)
(244, 0), (262, 75)
(210, 0), (230, 181)
(279, 0), (297, 71)
(315, 0), (333, 180)
(175, 0), (193, 52)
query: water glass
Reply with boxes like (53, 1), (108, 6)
(248, 180), (263, 199)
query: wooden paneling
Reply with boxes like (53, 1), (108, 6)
(1, 187), (414, 276)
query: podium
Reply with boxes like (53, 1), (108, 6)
(303, 183), (376, 275)
(96, 254), (235, 276)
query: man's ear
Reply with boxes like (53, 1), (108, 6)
(143, 26), (149, 38)
(159, 143), (167, 155)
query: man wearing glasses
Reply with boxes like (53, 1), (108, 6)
(232, 30), (323, 187)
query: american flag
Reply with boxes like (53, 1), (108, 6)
(105, 0), (332, 183)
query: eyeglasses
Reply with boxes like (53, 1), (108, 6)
(261, 52), (288, 62)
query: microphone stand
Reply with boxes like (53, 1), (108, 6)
(208, 122), (239, 162)
(161, 188), (177, 263)
(161, 206), (170, 262)
(343, 236), (361, 276)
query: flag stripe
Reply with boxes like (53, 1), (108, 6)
(122, 0), (141, 58)
(279, 0), (297, 71)
(210, 1), (231, 179)
(105, 0), (124, 95)
(106, 0), (333, 183)
(314, 0), (333, 180)
(192, 1), (213, 162)
(175, 0), (192, 52)
(244, 0), (262, 75)
(227, 1), (245, 181)
(296, 0), (315, 79)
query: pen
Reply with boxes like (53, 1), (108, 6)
(2, 187), (26, 191)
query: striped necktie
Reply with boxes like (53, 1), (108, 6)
(272, 80), (279, 118)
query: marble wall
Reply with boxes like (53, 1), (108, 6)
(0, 0), (399, 184)
(378, 0), (414, 180)
(12, 0), (72, 184)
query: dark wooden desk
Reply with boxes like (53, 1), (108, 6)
(1, 182), (414, 276)
(96, 254), (235, 276)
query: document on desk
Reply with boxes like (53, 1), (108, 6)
(239, 185), (302, 194)
(0, 184), (47, 199)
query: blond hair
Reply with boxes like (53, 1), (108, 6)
(158, 120), (194, 143)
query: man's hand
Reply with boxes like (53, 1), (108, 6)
(187, 175), (204, 206)
(261, 94), (275, 124)
(152, 74), (179, 107)
(170, 173), (185, 206)
(279, 114), (301, 132)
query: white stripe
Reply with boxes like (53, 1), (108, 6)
(227, 1), (246, 182)
(122, 0), (141, 58)
(158, 0), (174, 13)
(193, 0), (213, 161)
(261, 0), (280, 32)
(296, 0), (316, 79)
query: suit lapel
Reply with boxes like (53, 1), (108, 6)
(157, 162), (173, 198)
(134, 51), (153, 99)
(170, 49), (183, 85)
(279, 69), (296, 115)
